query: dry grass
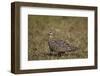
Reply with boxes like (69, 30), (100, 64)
(28, 15), (88, 60)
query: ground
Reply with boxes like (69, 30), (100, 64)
(28, 15), (88, 60)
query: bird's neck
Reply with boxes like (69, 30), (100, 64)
(49, 35), (53, 40)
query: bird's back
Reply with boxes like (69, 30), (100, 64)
(48, 39), (77, 53)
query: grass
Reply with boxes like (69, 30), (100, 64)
(28, 15), (88, 60)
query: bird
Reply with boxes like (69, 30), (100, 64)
(48, 32), (78, 56)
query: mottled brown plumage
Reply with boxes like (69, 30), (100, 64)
(48, 32), (78, 56)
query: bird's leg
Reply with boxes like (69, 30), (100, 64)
(58, 52), (62, 57)
(58, 53), (61, 57)
(58, 52), (65, 57)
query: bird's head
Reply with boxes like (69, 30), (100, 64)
(48, 32), (54, 39)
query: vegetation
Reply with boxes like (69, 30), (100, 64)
(28, 15), (88, 60)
